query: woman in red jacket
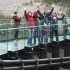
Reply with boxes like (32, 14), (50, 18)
(12, 12), (22, 41)
(24, 8), (38, 46)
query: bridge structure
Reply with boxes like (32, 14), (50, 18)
(0, 19), (70, 70)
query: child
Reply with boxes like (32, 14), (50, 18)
(42, 23), (50, 44)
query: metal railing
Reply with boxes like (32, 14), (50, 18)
(0, 57), (70, 70)
(0, 19), (70, 55)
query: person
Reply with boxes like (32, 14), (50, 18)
(37, 3), (54, 25)
(12, 12), (22, 41)
(37, 3), (54, 43)
(24, 7), (38, 46)
(62, 13), (67, 39)
(42, 23), (50, 44)
(50, 12), (64, 42)
(66, 17), (70, 25)
(33, 12), (41, 44)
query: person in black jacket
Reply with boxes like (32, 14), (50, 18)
(33, 11), (44, 44)
(37, 3), (54, 43)
(33, 12), (40, 44)
(37, 4), (54, 25)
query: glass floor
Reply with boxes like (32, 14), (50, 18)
(0, 35), (70, 55)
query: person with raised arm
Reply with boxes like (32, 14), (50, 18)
(12, 12), (22, 42)
(50, 12), (65, 42)
(37, 3), (54, 43)
(24, 7), (38, 46)
(33, 12), (41, 45)
(37, 3), (54, 25)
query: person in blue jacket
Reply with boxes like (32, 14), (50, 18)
(50, 12), (64, 42)
(37, 4), (54, 43)
(38, 4), (54, 25)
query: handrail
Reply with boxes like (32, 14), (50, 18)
(0, 24), (69, 31)
(2, 56), (70, 64)
(0, 22), (69, 26)
(0, 56), (70, 70)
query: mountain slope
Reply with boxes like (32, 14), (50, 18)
(0, 0), (67, 16)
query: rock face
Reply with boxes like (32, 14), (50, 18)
(0, 0), (66, 16)
(0, 0), (31, 16)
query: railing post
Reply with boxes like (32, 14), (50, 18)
(49, 41), (60, 70)
(38, 44), (50, 70)
(58, 40), (65, 70)
(19, 59), (22, 70)
(0, 59), (3, 70)
(64, 39), (70, 69)
(24, 47), (36, 70)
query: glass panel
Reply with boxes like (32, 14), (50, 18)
(0, 23), (8, 55)
(0, 19), (70, 55)
(7, 20), (26, 51)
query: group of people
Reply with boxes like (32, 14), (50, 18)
(12, 3), (66, 45)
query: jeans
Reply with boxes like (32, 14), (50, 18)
(43, 34), (48, 44)
(14, 29), (19, 40)
(50, 27), (58, 42)
(63, 26), (67, 39)
(34, 27), (40, 44)
(27, 28), (34, 45)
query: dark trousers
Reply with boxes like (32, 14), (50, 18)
(50, 28), (58, 42)
(41, 30), (43, 43)
(14, 29), (19, 40)
(63, 26), (67, 39)
(34, 27), (40, 44)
